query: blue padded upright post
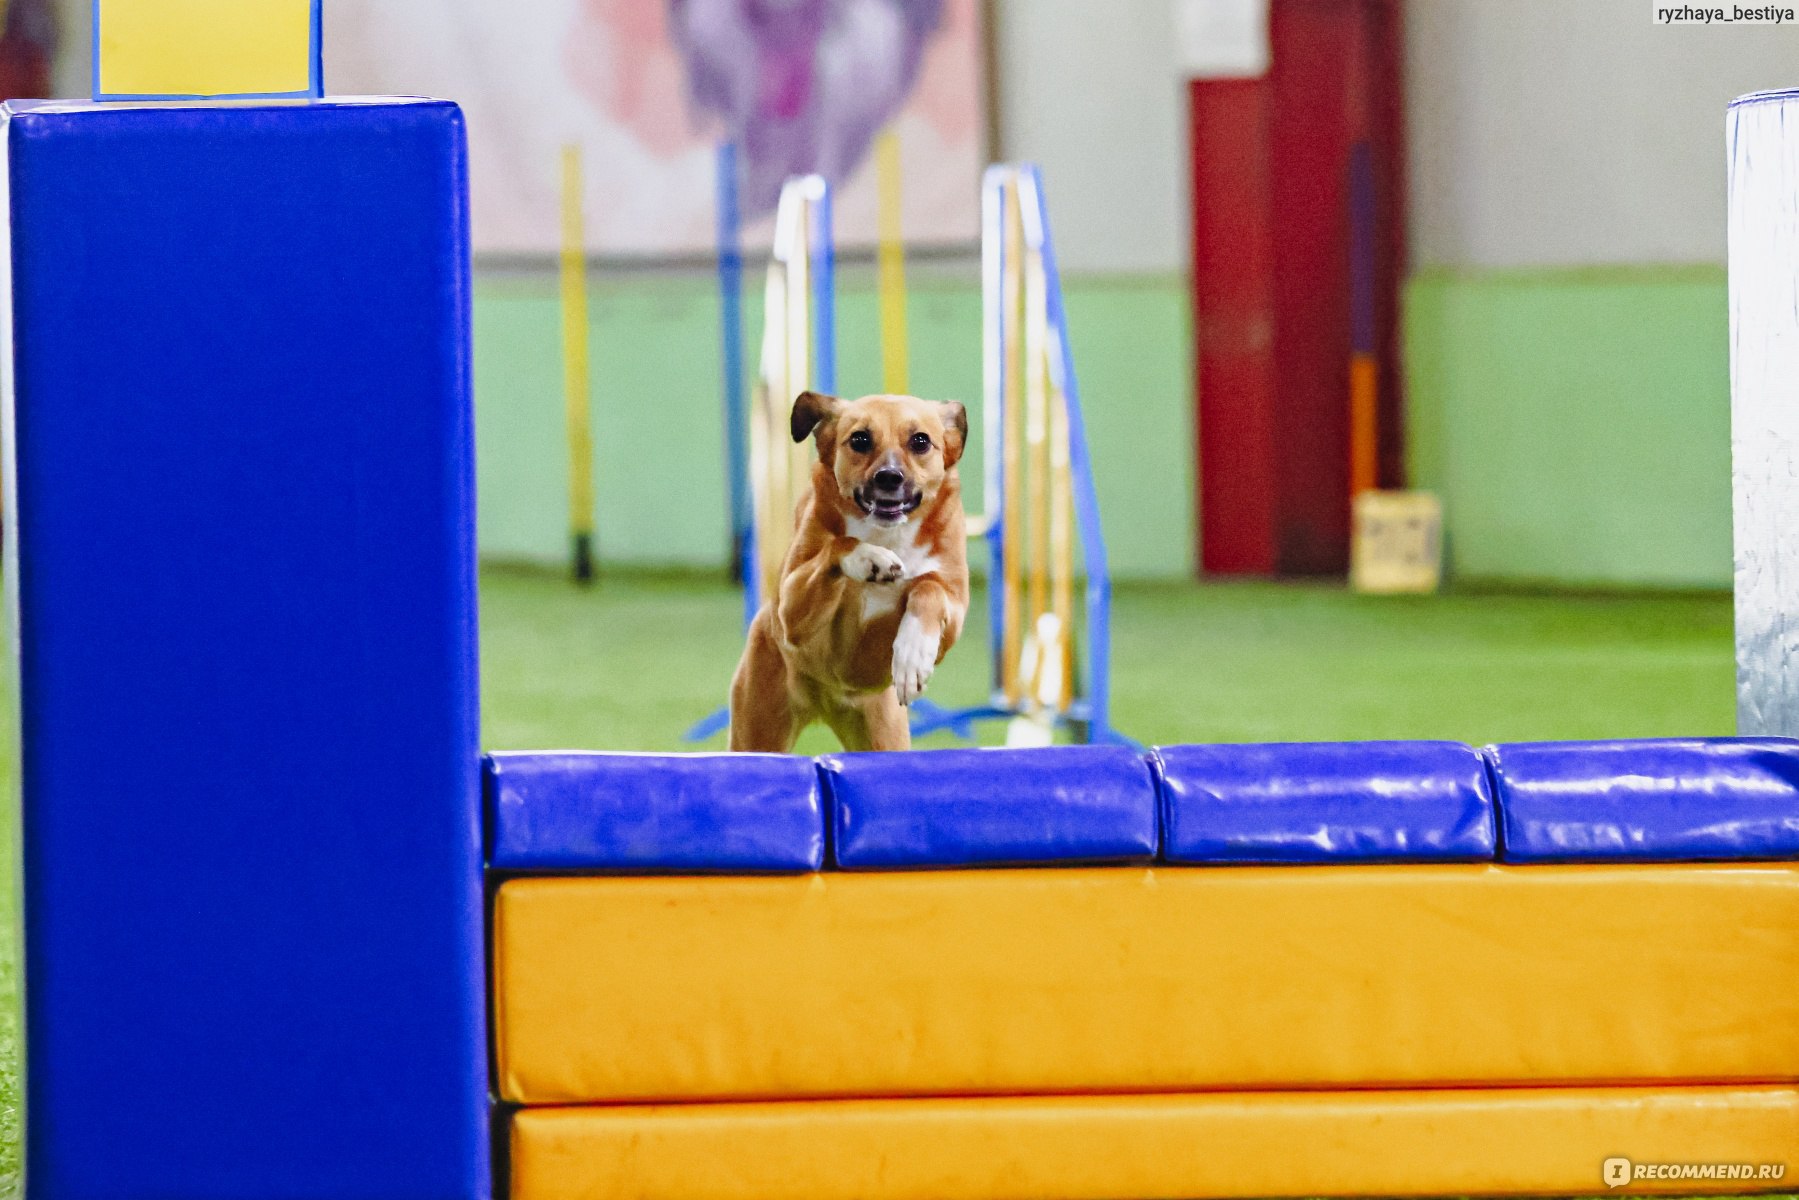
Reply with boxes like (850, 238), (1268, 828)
(4, 101), (488, 1199)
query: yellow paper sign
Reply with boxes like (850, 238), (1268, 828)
(1350, 489), (1444, 595)
(96, 0), (318, 100)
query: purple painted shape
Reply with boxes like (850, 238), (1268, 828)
(669, 0), (944, 217)
(10, 0), (59, 55)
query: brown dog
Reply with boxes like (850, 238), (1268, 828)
(730, 391), (970, 752)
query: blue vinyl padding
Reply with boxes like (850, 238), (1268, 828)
(1487, 737), (1799, 862)
(7, 101), (488, 1199)
(488, 752), (825, 871)
(824, 745), (1158, 868)
(1156, 741), (1497, 863)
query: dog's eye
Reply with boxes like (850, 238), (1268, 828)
(909, 432), (932, 454)
(848, 430), (873, 453)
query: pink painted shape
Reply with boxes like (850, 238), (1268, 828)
(909, 0), (978, 142)
(566, 0), (699, 158)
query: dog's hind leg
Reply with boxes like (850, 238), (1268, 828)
(827, 690), (911, 752)
(729, 614), (802, 751)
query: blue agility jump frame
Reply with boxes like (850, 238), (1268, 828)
(701, 163), (1126, 746)
(691, 172), (838, 742)
(910, 164), (1125, 746)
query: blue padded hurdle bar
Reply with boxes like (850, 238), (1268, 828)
(824, 745), (1157, 869)
(3, 100), (489, 1199)
(1487, 737), (1799, 862)
(1157, 741), (1497, 864)
(489, 751), (825, 872)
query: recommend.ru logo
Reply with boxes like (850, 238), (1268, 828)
(1604, 1157), (1786, 1187)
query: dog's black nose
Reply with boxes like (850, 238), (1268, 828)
(873, 468), (905, 492)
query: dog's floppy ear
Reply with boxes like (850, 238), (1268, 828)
(791, 390), (842, 445)
(940, 400), (969, 467)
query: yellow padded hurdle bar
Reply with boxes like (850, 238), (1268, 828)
(511, 1086), (1799, 1200)
(494, 864), (1799, 1104)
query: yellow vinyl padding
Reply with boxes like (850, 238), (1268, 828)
(493, 865), (1799, 1104)
(97, 0), (314, 98)
(510, 1086), (1799, 1200)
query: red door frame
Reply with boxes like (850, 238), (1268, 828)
(1190, 0), (1407, 576)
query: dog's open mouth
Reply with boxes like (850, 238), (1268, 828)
(856, 488), (923, 524)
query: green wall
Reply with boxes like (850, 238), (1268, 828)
(473, 268), (1195, 579)
(479, 262), (1730, 591)
(1404, 266), (1731, 590)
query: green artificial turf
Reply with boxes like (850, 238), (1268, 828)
(0, 567), (1771, 1198)
(480, 567), (1736, 751)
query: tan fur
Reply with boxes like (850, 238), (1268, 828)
(730, 391), (971, 752)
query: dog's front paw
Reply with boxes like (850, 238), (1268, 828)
(842, 543), (906, 584)
(891, 613), (940, 705)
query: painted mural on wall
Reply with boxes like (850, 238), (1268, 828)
(327, 0), (984, 256)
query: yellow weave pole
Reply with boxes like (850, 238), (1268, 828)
(875, 129), (910, 394)
(559, 144), (596, 583)
(1000, 179), (1025, 706)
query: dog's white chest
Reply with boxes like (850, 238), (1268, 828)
(861, 583), (903, 620)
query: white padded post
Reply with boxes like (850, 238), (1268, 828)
(1728, 89), (1799, 735)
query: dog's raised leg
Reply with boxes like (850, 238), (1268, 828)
(891, 575), (965, 706)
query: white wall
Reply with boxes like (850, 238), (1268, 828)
(75, 0), (1724, 276)
(994, 0), (1192, 273)
(1409, 0), (1799, 269)
(43, 0), (1194, 275)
